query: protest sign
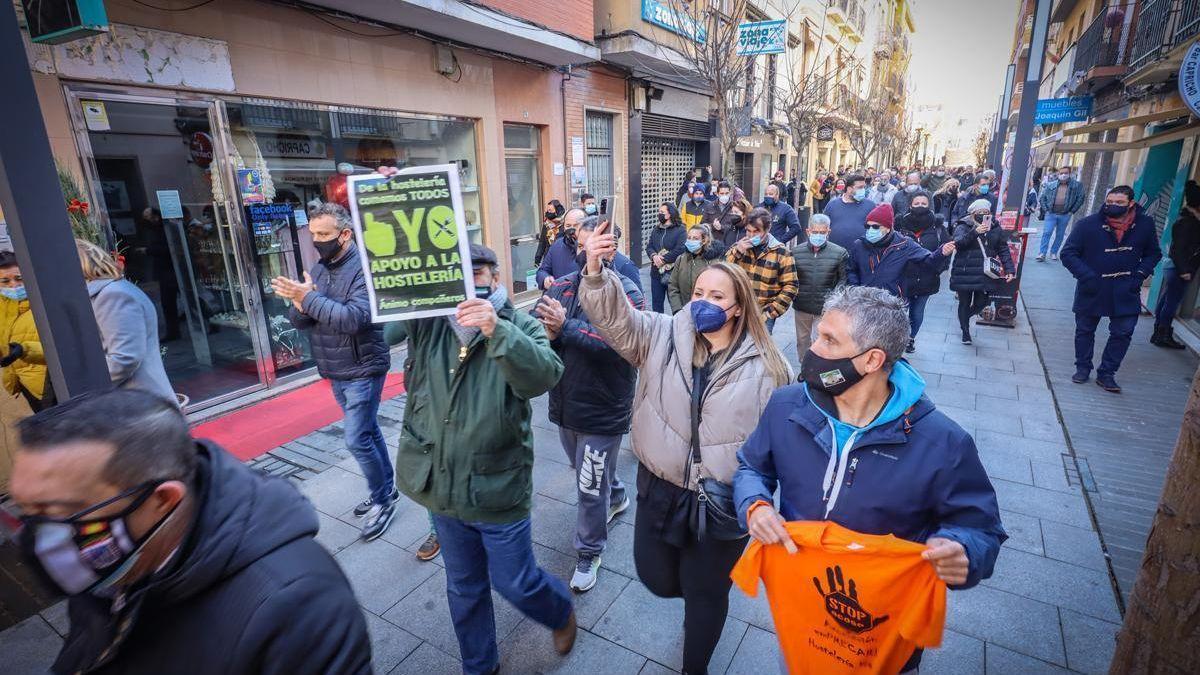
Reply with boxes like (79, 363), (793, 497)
(346, 165), (474, 322)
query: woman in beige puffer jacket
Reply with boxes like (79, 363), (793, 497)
(578, 235), (791, 673)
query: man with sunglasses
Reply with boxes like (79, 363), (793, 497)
(2, 389), (369, 674)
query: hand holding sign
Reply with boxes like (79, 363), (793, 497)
(455, 299), (498, 338)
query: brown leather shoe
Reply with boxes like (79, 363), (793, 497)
(552, 610), (577, 655)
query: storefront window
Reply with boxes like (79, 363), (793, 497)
(84, 98), (261, 405)
(76, 89), (484, 411)
(504, 124), (542, 294)
(336, 110), (483, 244)
(225, 100), (332, 378)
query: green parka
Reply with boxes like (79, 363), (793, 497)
(384, 304), (563, 524)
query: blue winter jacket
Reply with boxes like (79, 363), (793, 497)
(1060, 206), (1162, 317)
(535, 237), (579, 289)
(763, 200), (803, 244)
(847, 231), (947, 297)
(733, 362), (1006, 589)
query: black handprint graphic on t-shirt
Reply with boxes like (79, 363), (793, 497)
(813, 565), (890, 633)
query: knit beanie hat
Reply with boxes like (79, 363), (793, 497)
(866, 203), (894, 228)
(967, 198), (993, 214)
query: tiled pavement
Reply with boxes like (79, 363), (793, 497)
(2, 264), (1159, 674)
(1017, 257), (1196, 603)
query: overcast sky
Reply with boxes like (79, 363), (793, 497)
(907, 0), (1022, 142)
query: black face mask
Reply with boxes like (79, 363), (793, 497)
(544, 210), (559, 221)
(658, 213), (669, 224)
(314, 236), (345, 263)
(575, 249), (611, 268)
(801, 348), (870, 396)
(909, 206), (930, 217)
(1102, 204), (1130, 218)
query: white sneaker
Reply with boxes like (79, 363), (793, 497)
(607, 494), (631, 523)
(1050, 253), (1058, 261)
(570, 555), (601, 592)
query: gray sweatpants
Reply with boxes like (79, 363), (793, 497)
(558, 428), (627, 557)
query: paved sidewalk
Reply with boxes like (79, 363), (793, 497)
(1, 273), (1129, 673)
(1018, 258), (1196, 602)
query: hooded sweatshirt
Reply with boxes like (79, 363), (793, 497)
(807, 362), (926, 516)
(52, 441), (370, 675)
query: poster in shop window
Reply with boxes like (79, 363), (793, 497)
(346, 165), (475, 322)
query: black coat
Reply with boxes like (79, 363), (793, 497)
(950, 218), (1016, 293)
(288, 244), (390, 381)
(1168, 209), (1200, 275)
(934, 192), (958, 225)
(647, 220), (687, 275)
(53, 442), (370, 675)
(896, 210), (951, 297)
(540, 271), (642, 435)
(702, 201), (744, 248)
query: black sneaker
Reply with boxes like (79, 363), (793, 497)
(960, 331), (972, 345)
(905, 338), (916, 353)
(1096, 375), (1122, 393)
(353, 488), (400, 517)
(1071, 369), (1090, 384)
(361, 502), (396, 541)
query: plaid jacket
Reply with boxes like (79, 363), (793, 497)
(725, 238), (798, 319)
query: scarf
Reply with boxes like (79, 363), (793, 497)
(1106, 208), (1136, 243)
(447, 284), (508, 346)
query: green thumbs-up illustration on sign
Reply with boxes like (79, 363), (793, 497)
(363, 211), (397, 257)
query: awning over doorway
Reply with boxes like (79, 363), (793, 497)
(1031, 108), (1198, 155)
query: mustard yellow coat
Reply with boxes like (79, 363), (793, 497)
(0, 297), (46, 399)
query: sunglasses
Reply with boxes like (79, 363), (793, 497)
(0, 480), (168, 537)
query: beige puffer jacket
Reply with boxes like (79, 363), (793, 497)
(578, 268), (790, 489)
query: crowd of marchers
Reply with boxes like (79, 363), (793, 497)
(0, 156), (1195, 675)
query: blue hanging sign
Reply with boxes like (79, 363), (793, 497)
(1033, 96), (1094, 124)
(641, 0), (707, 43)
(736, 20), (787, 56)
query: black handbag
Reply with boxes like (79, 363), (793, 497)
(689, 364), (747, 541)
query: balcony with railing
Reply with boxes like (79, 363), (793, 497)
(1125, 0), (1200, 83)
(829, 0), (865, 39)
(1070, 3), (1137, 92)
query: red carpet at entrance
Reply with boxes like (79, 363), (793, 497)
(192, 373), (406, 461)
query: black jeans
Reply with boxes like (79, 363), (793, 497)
(633, 467), (748, 674)
(957, 290), (990, 333)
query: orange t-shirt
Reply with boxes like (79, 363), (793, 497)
(731, 521), (947, 675)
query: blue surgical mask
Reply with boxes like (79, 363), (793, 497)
(693, 197), (705, 205)
(763, 197), (777, 207)
(684, 240), (702, 253)
(807, 233), (828, 248)
(749, 235), (763, 247)
(978, 185), (990, 195)
(584, 203), (597, 215)
(0, 287), (27, 302)
(853, 188), (867, 201)
(690, 299), (733, 334)
(864, 227), (886, 244)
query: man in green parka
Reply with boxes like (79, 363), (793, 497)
(383, 242), (576, 674)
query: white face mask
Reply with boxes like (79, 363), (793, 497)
(717, 194), (730, 205)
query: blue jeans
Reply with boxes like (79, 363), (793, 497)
(434, 514), (573, 674)
(650, 270), (668, 313)
(330, 374), (394, 506)
(907, 294), (930, 337)
(1155, 269), (1189, 328)
(1040, 212), (1072, 255)
(1075, 314), (1138, 377)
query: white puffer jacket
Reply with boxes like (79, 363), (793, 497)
(578, 268), (789, 489)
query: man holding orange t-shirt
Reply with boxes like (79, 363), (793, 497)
(733, 285), (1006, 673)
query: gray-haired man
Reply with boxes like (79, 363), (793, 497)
(790, 213), (847, 354)
(735, 285), (1005, 674)
(271, 203), (395, 541)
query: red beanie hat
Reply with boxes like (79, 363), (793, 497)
(866, 203), (894, 228)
